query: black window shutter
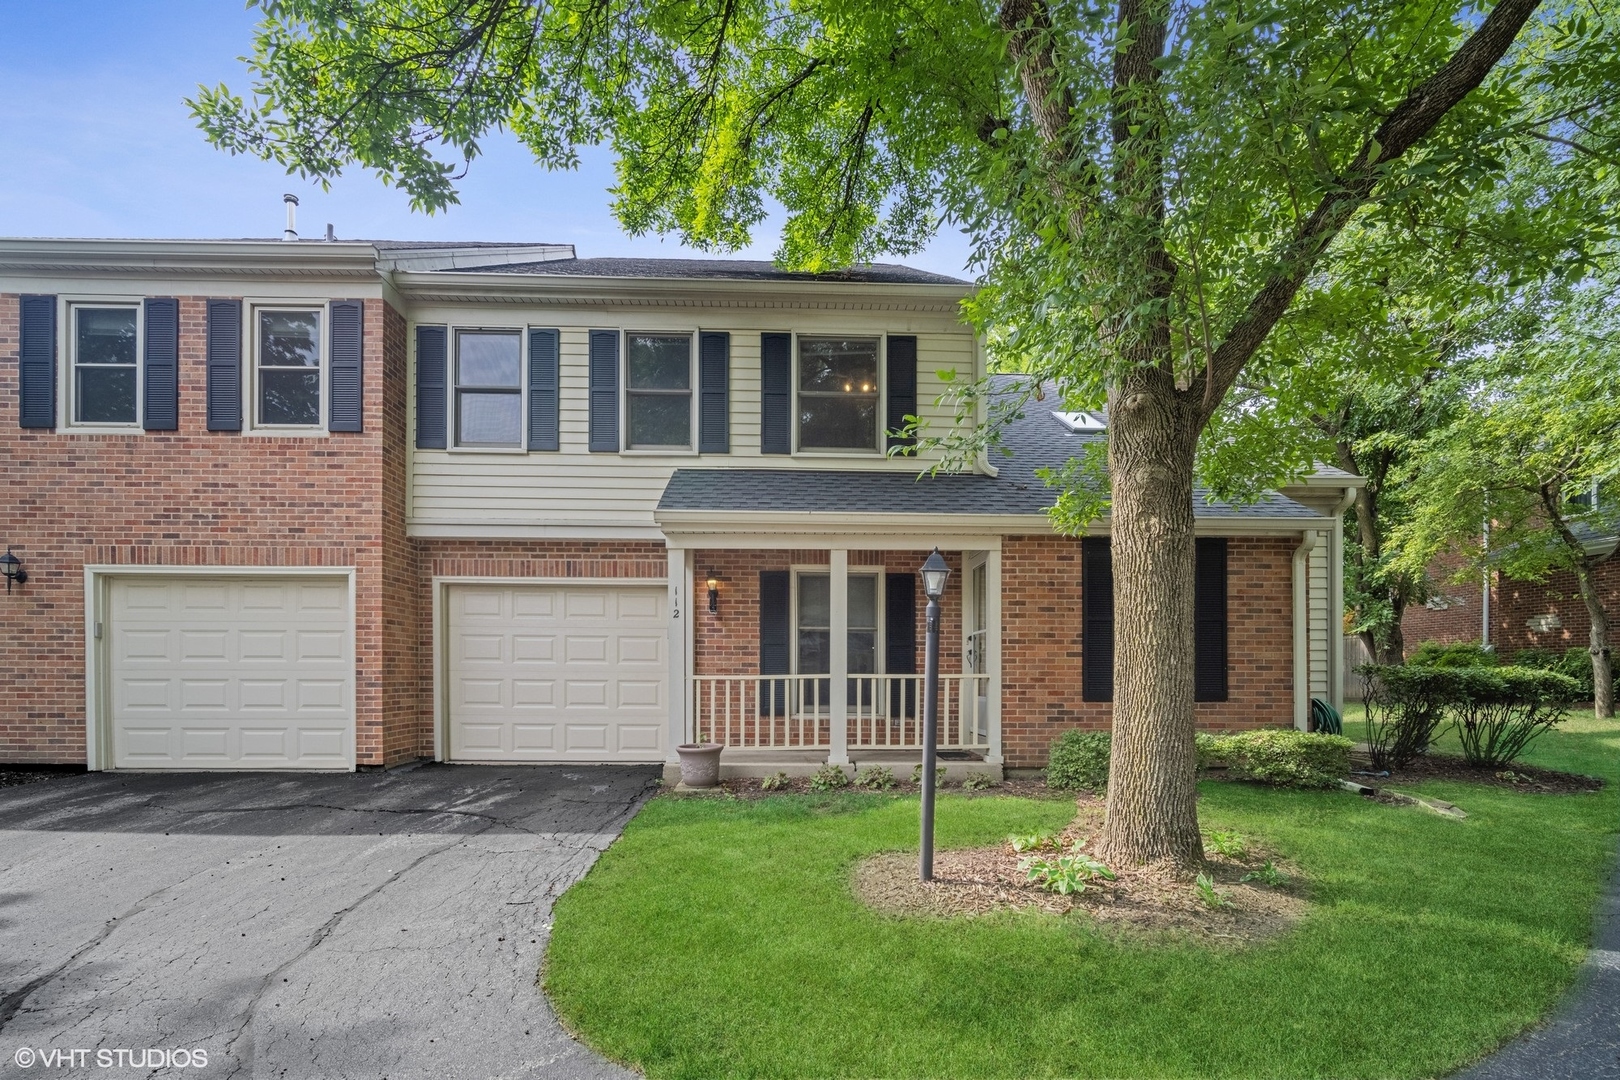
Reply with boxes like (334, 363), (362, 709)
(1195, 538), (1230, 702)
(698, 331), (730, 454)
(1081, 538), (1114, 702)
(141, 298), (179, 431)
(18, 294), (56, 429)
(885, 334), (918, 451)
(759, 570), (792, 715)
(588, 330), (619, 452)
(760, 332), (791, 454)
(415, 325), (447, 449)
(327, 300), (363, 432)
(527, 328), (560, 451)
(885, 572), (918, 717)
(205, 299), (242, 432)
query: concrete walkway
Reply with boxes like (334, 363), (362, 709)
(0, 764), (657, 1079)
(1453, 851), (1620, 1079)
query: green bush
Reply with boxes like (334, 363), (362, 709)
(1406, 640), (1498, 668)
(809, 764), (850, 792)
(1361, 663), (1581, 767)
(853, 766), (896, 791)
(1195, 732), (1224, 772)
(1214, 729), (1354, 789)
(1045, 730), (1110, 791)
(1514, 647), (1596, 700)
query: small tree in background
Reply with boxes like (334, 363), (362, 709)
(1393, 280), (1620, 718)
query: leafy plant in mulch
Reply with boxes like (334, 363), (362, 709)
(760, 771), (791, 792)
(809, 764), (851, 792)
(1194, 872), (1234, 909)
(961, 773), (998, 791)
(910, 763), (947, 787)
(854, 766), (897, 791)
(1019, 852), (1117, 895)
(1242, 861), (1287, 887)
(1205, 830), (1249, 860)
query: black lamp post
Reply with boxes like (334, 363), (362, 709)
(918, 548), (950, 881)
(0, 548), (26, 593)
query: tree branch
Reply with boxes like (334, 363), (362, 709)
(1193, 0), (1545, 429)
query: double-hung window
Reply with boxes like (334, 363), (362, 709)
(257, 310), (323, 427)
(798, 337), (880, 451)
(626, 333), (693, 449)
(455, 330), (522, 447)
(72, 306), (139, 425)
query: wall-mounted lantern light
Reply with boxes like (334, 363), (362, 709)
(1, 548), (27, 593)
(706, 572), (720, 614)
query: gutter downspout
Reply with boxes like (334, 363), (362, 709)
(1293, 531), (1321, 730)
(1481, 521), (1492, 648)
(1330, 485), (1359, 710)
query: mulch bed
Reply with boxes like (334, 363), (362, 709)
(1349, 752), (1603, 794)
(851, 796), (1307, 944)
(670, 776), (1068, 800)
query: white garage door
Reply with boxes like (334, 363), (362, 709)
(108, 575), (354, 770)
(447, 584), (668, 762)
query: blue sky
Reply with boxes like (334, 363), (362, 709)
(0, 2), (973, 276)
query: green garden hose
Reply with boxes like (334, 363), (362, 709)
(1311, 697), (1343, 735)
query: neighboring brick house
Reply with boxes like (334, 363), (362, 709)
(1403, 525), (1619, 661)
(0, 236), (1359, 778)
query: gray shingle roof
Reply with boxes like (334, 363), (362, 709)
(658, 386), (1328, 520)
(455, 256), (969, 285)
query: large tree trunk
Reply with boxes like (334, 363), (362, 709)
(1381, 598), (1407, 666)
(1097, 368), (1204, 872)
(1573, 561), (1615, 719)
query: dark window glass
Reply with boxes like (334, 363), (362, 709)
(626, 334), (691, 448)
(455, 331), (522, 446)
(795, 573), (880, 674)
(258, 310), (321, 426)
(798, 338), (879, 450)
(74, 307), (137, 424)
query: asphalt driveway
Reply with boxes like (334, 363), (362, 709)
(0, 764), (658, 1080)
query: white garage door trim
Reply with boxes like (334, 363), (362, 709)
(432, 576), (670, 763)
(84, 565), (358, 772)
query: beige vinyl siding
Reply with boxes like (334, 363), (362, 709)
(409, 306), (979, 534)
(1308, 544), (1332, 698)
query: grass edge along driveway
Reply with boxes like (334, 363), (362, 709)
(545, 716), (1619, 1080)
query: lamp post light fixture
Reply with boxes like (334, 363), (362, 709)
(706, 572), (720, 614)
(918, 548), (950, 882)
(0, 548), (26, 593)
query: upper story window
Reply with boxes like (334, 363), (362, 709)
(257, 310), (322, 427)
(798, 337), (879, 451)
(626, 333), (692, 449)
(455, 330), (522, 447)
(72, 306), (139, 425)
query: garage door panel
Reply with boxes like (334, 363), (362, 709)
(108, 576), (353, 770)
(447, 584), (667, 762)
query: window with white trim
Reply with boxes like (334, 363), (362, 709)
(797, 337), (880, 450)
(625, 333), (693, 449)
(256, 309), (323, 427)
(72, 305), (139, 425)
(795, 572), (880, 676)
(454, 329), (522, 447)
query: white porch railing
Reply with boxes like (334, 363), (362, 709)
(690, 673), (992, 751)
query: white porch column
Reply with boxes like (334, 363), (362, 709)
(666, 545), (688, 762)
(829, 548), (849, 765)
(985, 548), (1004, 766)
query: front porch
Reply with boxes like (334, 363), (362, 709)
(659, 533), (1006, 782)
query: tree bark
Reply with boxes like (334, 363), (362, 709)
(1573, 560), (1615, 718)
(1097, 367), (1204, 871)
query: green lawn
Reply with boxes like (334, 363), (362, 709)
(545, 716), (1619, 1079)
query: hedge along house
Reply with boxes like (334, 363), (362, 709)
(0, 236), (1360, 780)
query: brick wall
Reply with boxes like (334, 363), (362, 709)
(1492, 554), (1619, 657)
(0, 293), (408, 765)
(999, 534), (1294, 769)
(1401, 551), (1484, 649)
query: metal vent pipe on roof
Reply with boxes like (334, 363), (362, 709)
(282, 194), (299, 241)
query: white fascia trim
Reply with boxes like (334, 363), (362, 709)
(392, 269), (973, 311)
(654, 509), (1336, 539)
(409, 521), (666, 540)
(0, 238), (382, 279)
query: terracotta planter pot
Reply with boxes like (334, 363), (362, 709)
(676, 742), (724, 788)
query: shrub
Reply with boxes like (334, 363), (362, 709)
(759, 771), (790, 792)
(1449, 665), (1580, 766)
(1205, 830), (1248, 859)
(961, 772), (998, 791)
(809, 764), (851, 792)
(853, 766), (896, 791)
(910, 763), (947, 787)
(1046, 730), (1110, 791)
(1406, 640), (1498, 668)
(1195, 732), (1225, 772)
(1361, 664), (1455, 768)
(1216, 729), (1353, 788)
(1514, 647), (1596, 700)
